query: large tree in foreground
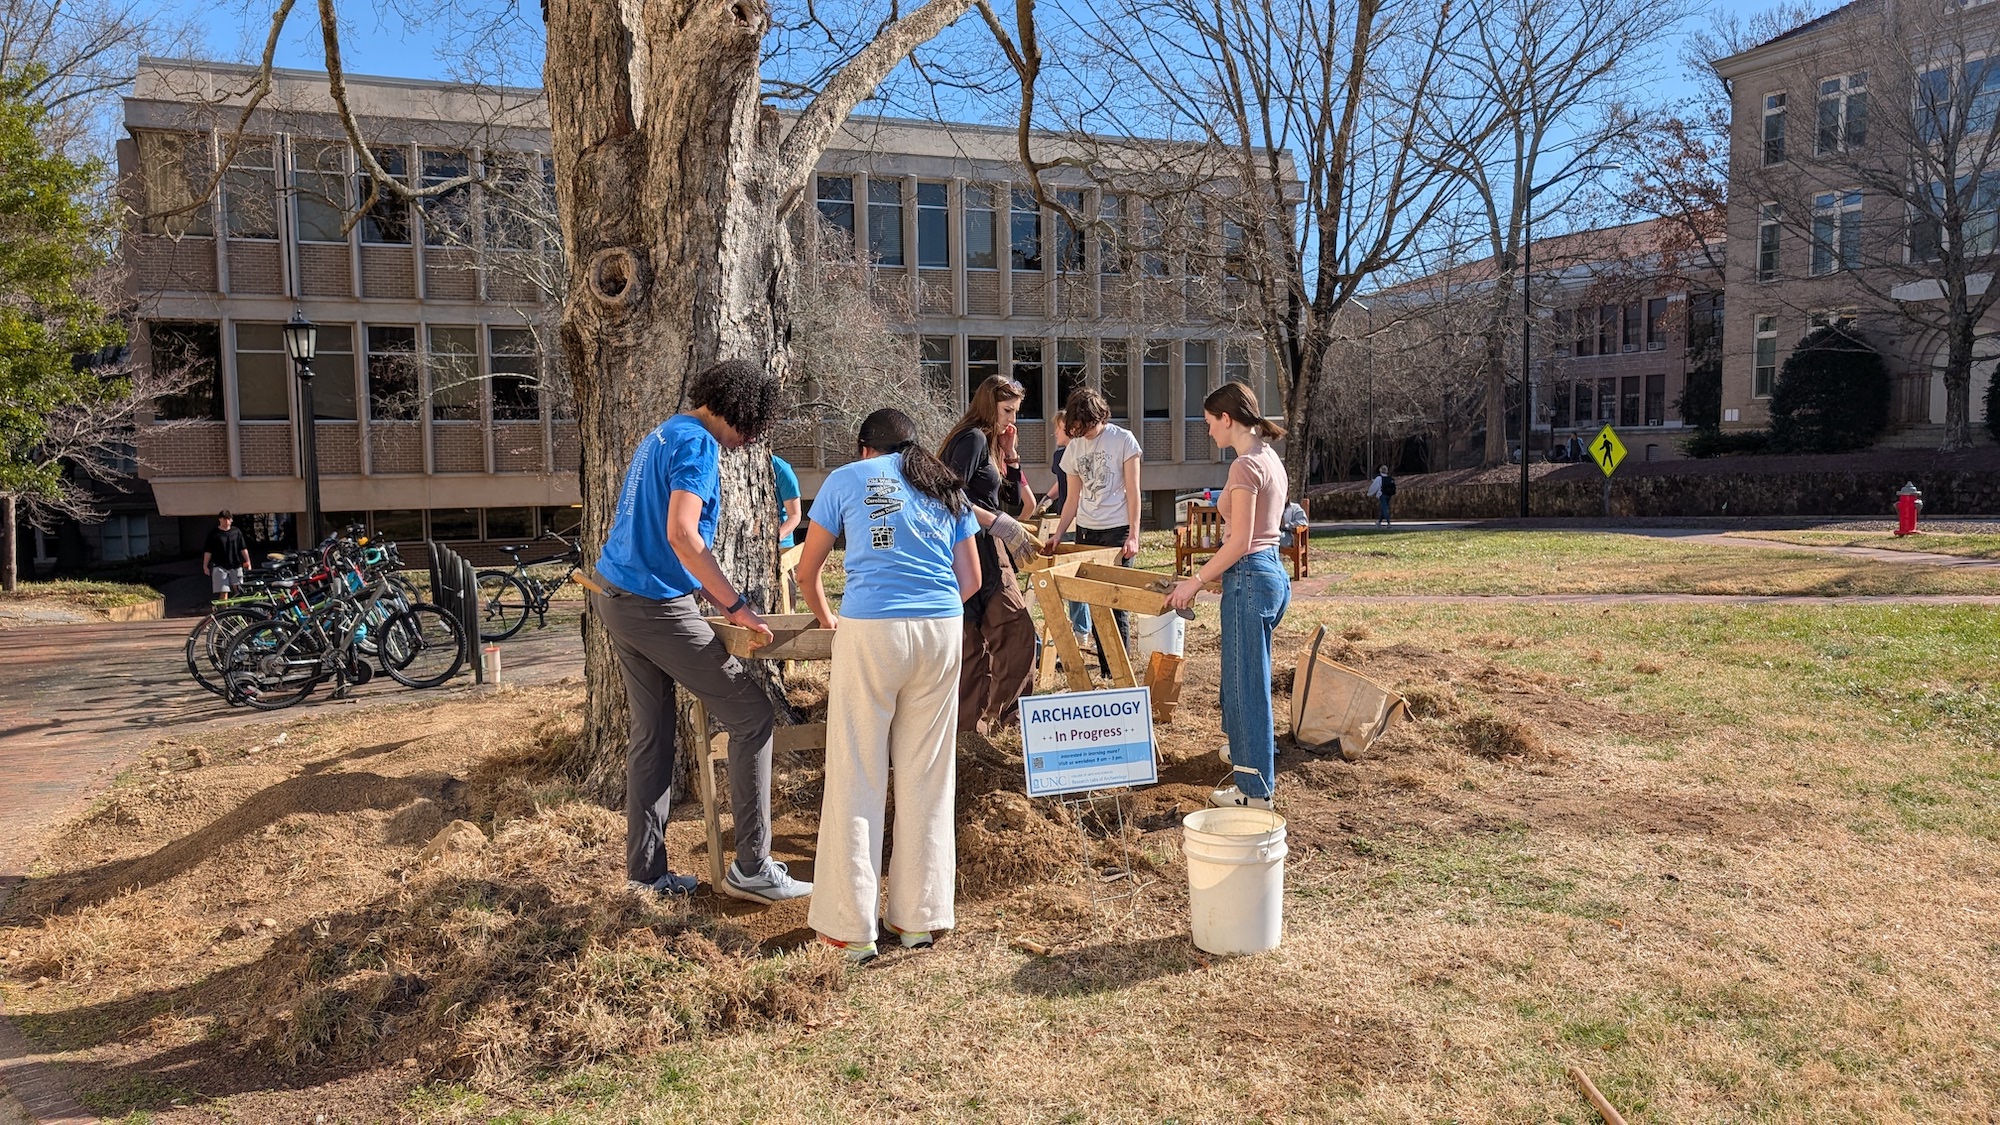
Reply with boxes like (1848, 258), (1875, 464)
(296, 0), (986, 790)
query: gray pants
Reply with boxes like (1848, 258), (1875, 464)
(591, 588), (774, 884)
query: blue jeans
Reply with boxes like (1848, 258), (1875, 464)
(1376, 496), (1392, 524)
(1066, 599), (1092, 637)
(1220, 548), (1291, 799)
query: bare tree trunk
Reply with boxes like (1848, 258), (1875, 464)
(544, 0), (787, 798)
(1942, 296), (1975, 451)
(2, 494), (16, 593)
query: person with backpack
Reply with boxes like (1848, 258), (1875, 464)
(1366, 465), (1396, 527)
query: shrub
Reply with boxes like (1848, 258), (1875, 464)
(1768, 326), (1891, 452)
(1680, 428), (1771, 458)
(1677, 361), (1723, 430)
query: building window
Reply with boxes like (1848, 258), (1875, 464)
(1142, 341), (1170, 419)
(964, 185), (997, 270)
(1183, 200), (1207, 281)
(1098, 194), (1124, 275)
(1811, 190), (1862, 275)
(1183, 340), (1211, 417)
(1597, 304), (1617, 355)
(1055, 189), (1085, 274)
(1597, 377), (1617, 422)
(1012, 338), (1045, 419)
(149, 321), (223, 420)
(1816, 72), (1867, 155)
(1757, 203), (1781, 281)
(222, 140), (278, 239)
(1622, 302), (1641, 350)
(919, 336), (952, 394)
(1224, 344), (1250, 390)
(1102, 339), (1129, 419)
(313, 325), (357, 420)
(1140, 202), (1168, 277)
(1011, 189), (1042, 272)
(1057, 339), (1087, 412)
(100, 515), (150, 562)
(1763, 92), (1787, 165)
(490, 328), (541, 421)
(1809, 309), (1859, 331)
(420, 150), (473, 248)
(136, 131), (213, 237)
(372, 509), (424, 541)
(1645, 373), (1666, 426)
(431, 508), (479, 540)
(1222, 218), (1246, 280)
(966, 336), (1000, 397)
(816, 174), (855, 248)
(1776, 92), (1792, 164)
(1917, 60), (2000, 140)
(486, 153), (553, 251)
(1621, 376), (1640, 425)
(292, 140), (348, 244)
(916, 181), (948, 268)
(867, 178), (904, 266)
(233, 322), (289, 421)
(1573, 307), (1593, 357)
(1753, 315), (1777, 398)
(486, 507), (535, 541)
(1571, 382), (1592, 427)
(358, 147), (410, 245)
(1645, 298), (1668, 350)
(428, 326), (481, 421)
(366, 325), (420, 420)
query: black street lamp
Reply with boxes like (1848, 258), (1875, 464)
(283, 311), (322, 548)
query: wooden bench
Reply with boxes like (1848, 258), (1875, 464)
(1177, 503), (1309, 580)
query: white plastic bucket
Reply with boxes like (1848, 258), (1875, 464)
(1129, 611), (1186, 668)
(1182, 806), (1287, 955)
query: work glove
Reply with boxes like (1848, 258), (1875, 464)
(989, 512), (1040, 570)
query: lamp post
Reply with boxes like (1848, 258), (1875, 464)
(283, 311), (321, 548)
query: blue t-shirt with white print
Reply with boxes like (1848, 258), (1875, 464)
(596, 413), (719, 601)
(810, 453), (977, 619)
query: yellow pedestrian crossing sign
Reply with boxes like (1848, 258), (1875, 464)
(1590, 425), (1626, 477)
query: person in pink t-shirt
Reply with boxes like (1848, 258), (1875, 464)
(1165, 381), (1291, 810)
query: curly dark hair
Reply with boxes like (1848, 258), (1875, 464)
(686, 358), (782, 441)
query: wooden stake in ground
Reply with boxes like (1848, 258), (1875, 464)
(1566, 1065), (1628, 1125)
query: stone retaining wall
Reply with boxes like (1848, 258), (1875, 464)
(1311, 468), (2000, 520)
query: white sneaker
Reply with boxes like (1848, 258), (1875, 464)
(723, 858), (813, 904)
(1209, 785), (1273, 811)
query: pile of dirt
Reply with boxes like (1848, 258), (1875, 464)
(235, 805), (842, 1087)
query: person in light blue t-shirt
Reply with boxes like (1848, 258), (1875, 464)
(796, 408), (980, 965)
(773, 455), (802, 548)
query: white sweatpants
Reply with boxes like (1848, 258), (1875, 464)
(808, 615), (964, 945)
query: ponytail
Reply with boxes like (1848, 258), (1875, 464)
(1203, 381), (1287, 440)
(856, 408), (969, 516)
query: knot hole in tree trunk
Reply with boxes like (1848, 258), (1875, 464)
(589, 247), (646, 311)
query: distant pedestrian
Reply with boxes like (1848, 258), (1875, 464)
(1365, 466), (1396, 527)
(201, 510), (251, 602)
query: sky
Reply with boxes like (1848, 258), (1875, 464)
(160, 1), (1713, 122)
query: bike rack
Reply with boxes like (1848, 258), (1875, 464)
(427, 541), (483, 685)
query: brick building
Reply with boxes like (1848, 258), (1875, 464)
(126, 58), (1281, 553)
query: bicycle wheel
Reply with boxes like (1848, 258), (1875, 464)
(185, 606), (271, 696)
(473, 571), (531, 641)
(379, 603), (466, 688)
(218, 619), (325, 710)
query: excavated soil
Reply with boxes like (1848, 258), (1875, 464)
(0, 628), (1770, 1118)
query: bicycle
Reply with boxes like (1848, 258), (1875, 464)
(473, 530), (582, 641)
(216, 570), (465, 711)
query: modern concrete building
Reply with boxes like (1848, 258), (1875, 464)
(125, 58), (1280, 554)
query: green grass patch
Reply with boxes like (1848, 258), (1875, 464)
(1728, 529), (2000, 559)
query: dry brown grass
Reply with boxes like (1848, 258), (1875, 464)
(5, 598), (2000, 1122)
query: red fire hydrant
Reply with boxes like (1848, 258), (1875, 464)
(1895, 482), (1924, 537)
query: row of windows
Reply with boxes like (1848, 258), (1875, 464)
(136, 131), (554, 250)
(1762, 58), (2000, 168)
(1560, 375), (1667, 430)
(150, 321), (561, 424)
(912, 334), (1277, 423)
(1749, 183), (2000, 279)
(1548, 298), (1672, 358)
(324, 506), (582, 544)
(816, 176), (1251, 278)
(1763, 73), (1868, 164)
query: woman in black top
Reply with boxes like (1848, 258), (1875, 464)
(937, 376), (1039, 732)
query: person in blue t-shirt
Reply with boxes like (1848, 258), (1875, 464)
(590, 359), (811, 906)
(795, 408), (980, 964)
(773, 454), (802, 548)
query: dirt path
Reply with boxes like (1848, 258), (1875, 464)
(1630, 529), (2000, 570)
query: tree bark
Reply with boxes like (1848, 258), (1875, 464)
(2, 494), (16, 593)
(541, 0), (976, 800)
(1942, 290), (1975, 451)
